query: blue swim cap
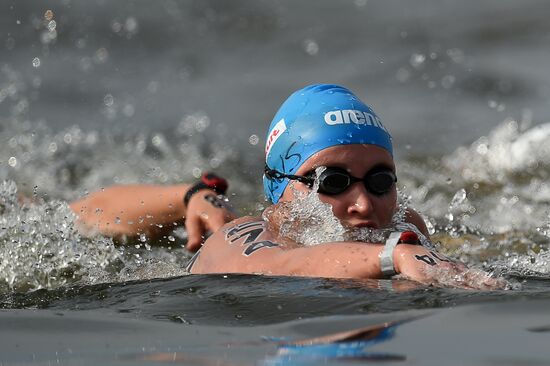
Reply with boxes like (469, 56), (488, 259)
(263, 84), (393, 203)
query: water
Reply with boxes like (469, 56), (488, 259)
(2, 0), (550, 363)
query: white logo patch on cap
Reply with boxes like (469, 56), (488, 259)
(265, 118), (287, 156)
(324, 109), (388, 133)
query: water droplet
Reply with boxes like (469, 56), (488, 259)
(409, 53), (425, 68)
(447, 48), (464, 64)
(152, 134), (163, 147)
(476, 143), (488, 155)
(103, 94), (114, 106)
(47, 20), (56, 32)
(396, 68), (410, 83)
(44, 10), (54, 21)
(139, 233), (147, 242)
(192, 168), (201, 178)
(94, 48), (109, 64)
(441, 75), (455, 89)
(450, 188), (467, 207)
(354, 0), (368, 6)
(122, 104), (135, 117)
(303, 39), (319, 56)
(32, 57), (41, 68)
(114, 217), (121, 224)
(248, 134), (259, 145)
(111, 20), (122, 33)
(125, 17), (139, 34)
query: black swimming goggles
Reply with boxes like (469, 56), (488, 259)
(264, 165), (397, 196)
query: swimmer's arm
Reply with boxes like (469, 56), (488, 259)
(193, 220), (469, 282)
(278, 243), (506, 289)
(70, 184), (235, 250)
(272, 242), (468, 281)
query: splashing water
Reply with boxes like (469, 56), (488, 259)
(263, 167), (431, 248)
(0, 181), (121, 292)
(0, 180), (196, 293)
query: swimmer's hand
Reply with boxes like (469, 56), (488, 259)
(184, 190), (236, 252)
(394, 245), (509, 290)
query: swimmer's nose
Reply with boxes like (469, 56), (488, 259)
(347, 183), (375, 217)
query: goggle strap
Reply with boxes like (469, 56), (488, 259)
(264, 166), (314, 186)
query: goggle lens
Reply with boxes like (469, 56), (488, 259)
(316, 167), (396, 196)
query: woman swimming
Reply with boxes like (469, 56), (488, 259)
(71, 84), (501, 286)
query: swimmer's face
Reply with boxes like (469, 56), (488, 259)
(280, 144), (397, 230)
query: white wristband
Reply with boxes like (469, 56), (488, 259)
(380, 231), (402, 277)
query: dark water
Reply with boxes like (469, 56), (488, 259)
(2, 274), (550, 327)
(2, 1), (550, 364)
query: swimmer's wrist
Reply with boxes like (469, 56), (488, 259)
(379, 231), (420, 277)
(185, 187), (219, 208)
(183, 172), (228, 208)
(379, 232), (401, 277)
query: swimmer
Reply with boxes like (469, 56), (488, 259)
(187, 84), (487, 285)
(70, 84), (500, 286)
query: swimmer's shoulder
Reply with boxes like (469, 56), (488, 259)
(190, 216), (279, 273)
(405, 208), (430, 238)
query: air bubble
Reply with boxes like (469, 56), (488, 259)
(32, 57), (41, 68)
(8, 157), (17, 167)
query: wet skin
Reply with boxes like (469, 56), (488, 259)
(279, 144), (397, 230)
(190, 143), (507, 289)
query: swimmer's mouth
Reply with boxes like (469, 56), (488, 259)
(350, 222), (379, 229)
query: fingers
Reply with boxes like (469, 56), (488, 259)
(185, 214), (205, 252)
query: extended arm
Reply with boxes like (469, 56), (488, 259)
(70, 184), (235, 250)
